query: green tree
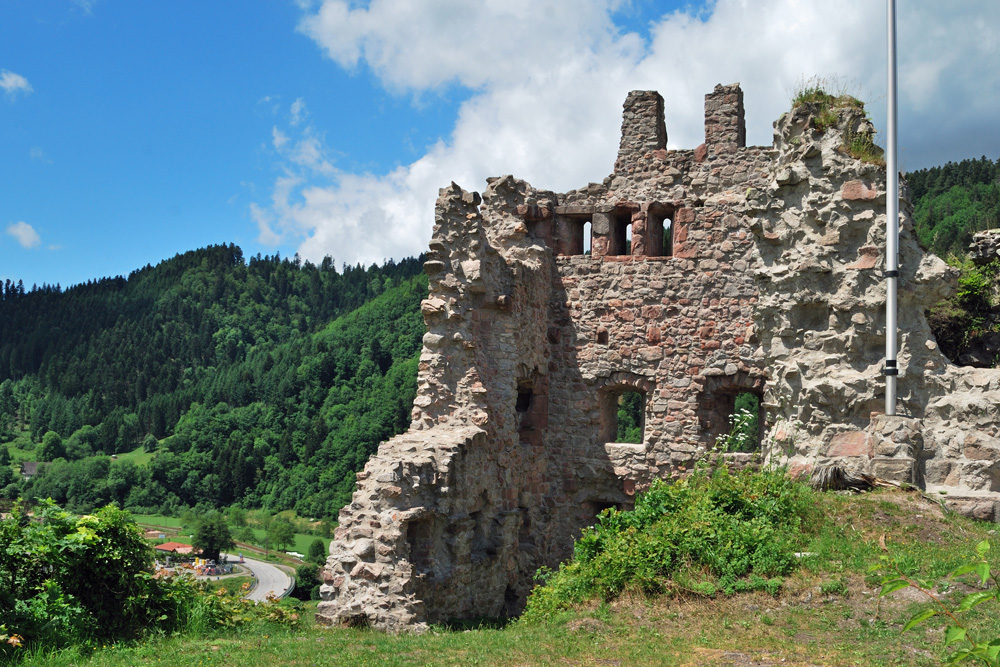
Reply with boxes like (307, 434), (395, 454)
(267, 516), (295, 554)
(64, 426), (96, 460)
(0, 445), (10, 467)
(0, 465), (14, 490)
(293, 562), (320, 601)
(226, 506), (247, 527)
(38, 431), (65, 461)
(191, 511), (234, 563)
(615, 391), (643, 444)
(307, 538), (327, 565)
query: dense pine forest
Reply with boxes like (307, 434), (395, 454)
(0, 245), (427, 519)
(907, 155), (1000, 257)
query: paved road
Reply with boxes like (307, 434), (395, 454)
(223, 553), (294, 601)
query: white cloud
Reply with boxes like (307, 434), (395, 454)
(29, 147), (52, 163)
(261, 0), (1000, 268)
(272, 126), (290, 150)
(71, 0), (97, 15)
(290, 98), (307, 126)
(0, 70), (33, 98)
(6, 221), (41, 249)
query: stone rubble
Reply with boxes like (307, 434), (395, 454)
(316, 84), (1000, 632)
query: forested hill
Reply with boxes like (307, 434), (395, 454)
(907, 155), (1000, 257)
(0, 244), (428, 518)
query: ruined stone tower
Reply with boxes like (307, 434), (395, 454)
(317, 84), (1000, 632)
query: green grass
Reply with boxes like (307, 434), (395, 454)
(110, 445), (155, 467)
(132, 515), (329, 559)
(789, 77), (884, 166)
(131, 514), (186, 530)
(238, 528), (328, 557)
(10, 488), (1000, 666)
(2, 437), (154, 466)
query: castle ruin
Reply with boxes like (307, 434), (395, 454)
(317, 84), (1000, 631)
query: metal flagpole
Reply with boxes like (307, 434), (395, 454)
(885, 0), (899, 415)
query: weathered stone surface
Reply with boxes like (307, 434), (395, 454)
(841, 180), (878, 200)
(871, 457), (915, 484)
(316, 84), (1000, 633)
(969, 229), (1000, 266)
(825, 431), (872, 458)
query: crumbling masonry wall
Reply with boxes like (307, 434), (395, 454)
(317, 84), (1000, 631)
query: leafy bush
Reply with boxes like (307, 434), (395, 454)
(307, 537), (327, 565)
(522, 465), (812, 622)
(0, 500), (300, 659)
(927, 259), (1000, 363)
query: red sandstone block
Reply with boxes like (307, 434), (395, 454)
(846, 246), (880, 270)
(842, 180), (878, 200)
(825, 431), (873, 458)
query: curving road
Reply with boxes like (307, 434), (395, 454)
(223, 553), (294, 601)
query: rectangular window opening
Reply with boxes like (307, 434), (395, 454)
(557, 214), (594, 256)
(610, 210), (632, 256)
(648, 205), (674, 257)
(600, 388), (645, 444)
(716, 391), (761, 452)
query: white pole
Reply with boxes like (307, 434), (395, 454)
(885, 0), (899, 415)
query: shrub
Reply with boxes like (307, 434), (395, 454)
(927, 259), (1000, 363)
(522, 465), (812, 622)
(293, 563), (319, 601)
(0, 500), (299, 658)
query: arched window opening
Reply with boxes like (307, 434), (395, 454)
(583, 220), (592, 255)
(580, 499), (620, 529)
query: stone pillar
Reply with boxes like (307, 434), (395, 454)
(631, 211), (647, 257)
(704, 83), (745, 154)
(591, 212), (612, 258)
(615, 91), (666, 173)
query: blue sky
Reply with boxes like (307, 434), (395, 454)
(2, 0), (999, 290)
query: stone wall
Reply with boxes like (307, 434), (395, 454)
(316, 83), (1000, 632)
